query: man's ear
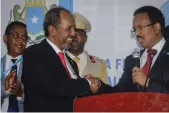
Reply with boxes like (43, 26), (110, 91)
(84, 35), (87, 43)
(48, 25), (57, 36)
(154, 23), (161, 34)
(3, 35), (8, 44)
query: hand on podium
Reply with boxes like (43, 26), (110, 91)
(84, 75), (101, 93)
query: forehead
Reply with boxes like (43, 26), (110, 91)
(11, 25), (27, 34)
(133, 13), (150, 26)
(60, 11), (75, 26)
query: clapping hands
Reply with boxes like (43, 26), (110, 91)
(5, 70), (22, 96)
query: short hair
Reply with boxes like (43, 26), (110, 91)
(43, 7), (71, 37)
(134, 6), (165, 33)
(4, 21), (27, 36)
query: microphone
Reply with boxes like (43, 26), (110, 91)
(132, 48), (140, 68)
(132, 48), (141, 91)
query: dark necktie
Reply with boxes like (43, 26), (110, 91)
(142, 49), (157, 76)
(8, 59), (19, 112)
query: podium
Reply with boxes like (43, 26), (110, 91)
(73, 92), (169, 112)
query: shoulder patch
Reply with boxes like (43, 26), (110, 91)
(89, 55), (96, 63)
(89, 55), (106, 64)
(92, 56), (105, 63)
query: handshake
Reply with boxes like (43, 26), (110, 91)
(84, 75), (101, 93)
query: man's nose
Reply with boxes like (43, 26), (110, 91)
(71, 28), (75, 36)
(135, 28), (141, 36)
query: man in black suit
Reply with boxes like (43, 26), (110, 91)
(21, 7), (101, 112)
(106, 6), (169, 93)
(164, 25), (169, 42)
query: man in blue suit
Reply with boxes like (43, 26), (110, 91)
(1, 21), (28, 112)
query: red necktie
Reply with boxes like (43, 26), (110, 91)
(58, 52), (71, 78)
(142, 49), (157, 76)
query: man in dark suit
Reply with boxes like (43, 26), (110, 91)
(21, 7), (101, 112)
(164, 25), (169, 42)
(106, 6), (169, 93)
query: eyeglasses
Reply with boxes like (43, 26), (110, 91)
(131, 23), (154, 35)
(75, 29), (87, 37)
(76, 32), (87, 37)
(9, 32), (28, 41)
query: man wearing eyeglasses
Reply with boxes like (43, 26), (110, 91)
(106, 6), (169, 93)
(1, 21), (28, 112)
(67, 12), (110, 85)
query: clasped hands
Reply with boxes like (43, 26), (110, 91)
(84, 74), (101, 93)
(5, 70), (22, 96)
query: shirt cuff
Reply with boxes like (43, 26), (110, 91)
(17, 96), (22, 101)
(85, 78), (91, 86)
(5, 88), (11, 95)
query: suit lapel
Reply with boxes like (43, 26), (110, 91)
(140, 49), (145, 56)
(40, 39), (69, 78)
(40, 39), (80, 79)
(149, 42), (169, 78)
(18, 57), (23, 78)
(65, 53), (80, 78)
(1, 55), (6, 84)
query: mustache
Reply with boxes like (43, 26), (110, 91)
(136, 35), (143, 39)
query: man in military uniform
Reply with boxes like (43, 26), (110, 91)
(68, 12), (109, 84)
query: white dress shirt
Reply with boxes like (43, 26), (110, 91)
(46, 38), (62, 54)
(140, 37), (166, 69)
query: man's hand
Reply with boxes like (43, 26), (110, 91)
(5, 71), (23, 96)
(84, 75), (101, 93)
(10, 83), (22, 97)
(132, 67), (149, 87)
(5, 70), (17, 91)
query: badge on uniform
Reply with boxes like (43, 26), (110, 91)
(89, 56), (96, 63)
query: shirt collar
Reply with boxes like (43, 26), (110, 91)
(46, 38), (62, 54)
(145, 37), (166, 53)
(6, 54), (22, 60)
(67, 50), (88, 60)
(67, 51), (76, 59)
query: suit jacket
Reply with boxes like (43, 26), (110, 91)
(21, 39), (91, 112)
(1, 55), (23, 112)
(104, 42), (169, 93)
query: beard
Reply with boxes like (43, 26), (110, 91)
(62, 43), (71, 50)
(62, 36), (74, 50)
